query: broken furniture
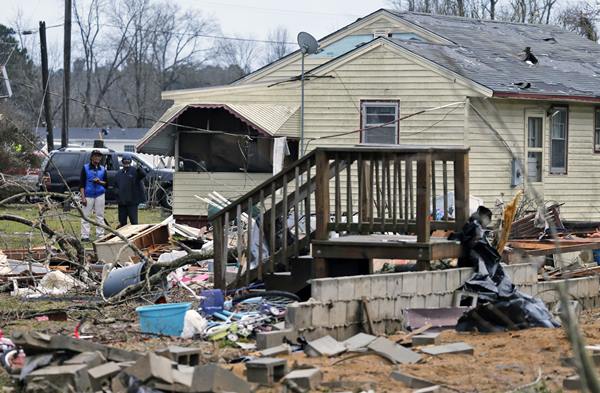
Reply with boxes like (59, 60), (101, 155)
(210, 146), (470, 290)
(93, 223), (169, 263)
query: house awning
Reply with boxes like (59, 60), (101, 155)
(137, 103), (299, 156)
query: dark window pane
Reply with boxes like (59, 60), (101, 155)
(595, 109), (600, 148)
(49, 153), (79, 170)
(527, 152), (542, 182)
(366, 106), (396, 115)
(366, 114), (396, 124)
(550, 108), (567, 139)
(551, 139), (565, 170)
(363, 126), (396, 144)
(527, 117), (542, 148)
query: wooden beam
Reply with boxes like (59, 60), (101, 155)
(314, 150), (330, 278)
(416, 154), (432, 270)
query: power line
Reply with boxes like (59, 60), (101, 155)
(193, 0), (361, 18)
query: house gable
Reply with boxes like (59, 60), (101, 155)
(232, 9), (451, 85)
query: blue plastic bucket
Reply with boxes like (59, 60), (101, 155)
(594, 249), (600, 265)
(199, 289), (224, 315)
(135, 302), (191, 336)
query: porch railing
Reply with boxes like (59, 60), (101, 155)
(209, 145), (470, 289)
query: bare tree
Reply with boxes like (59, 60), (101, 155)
(558, 3), (600, 41)
(217, 37), (261, 76)
(264, 26), (292, 65)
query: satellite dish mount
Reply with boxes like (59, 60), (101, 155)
(297, 32), (319, 156)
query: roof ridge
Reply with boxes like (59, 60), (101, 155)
(387, 9), (562, 29)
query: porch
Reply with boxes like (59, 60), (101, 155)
(209, 145), (470, 290)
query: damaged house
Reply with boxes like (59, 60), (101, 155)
(137, 9), (600, 226)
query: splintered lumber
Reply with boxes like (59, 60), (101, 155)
(94, 224), (169, 263)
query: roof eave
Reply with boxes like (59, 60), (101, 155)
(493, 91), (600, 103)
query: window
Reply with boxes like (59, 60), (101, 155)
(361, 101), (399, 144)
(124, 145), (135, 152)
(595, 108), (600, 152)
(549, 107), (568, 174)
(312, 35), (373, 58)
(526, 116), (543, 182)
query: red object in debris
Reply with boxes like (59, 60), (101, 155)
(74, 323), (81, 339)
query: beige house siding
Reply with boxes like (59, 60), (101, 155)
(468, 98), (600, 221)
(171, 43), (482, 217)
(173, 172), (273, 216)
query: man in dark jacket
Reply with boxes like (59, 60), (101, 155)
(115, 154), (146, 227)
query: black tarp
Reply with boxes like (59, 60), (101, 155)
(450, 209), (560, 332)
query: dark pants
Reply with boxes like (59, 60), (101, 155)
(118, 204), (138, 227)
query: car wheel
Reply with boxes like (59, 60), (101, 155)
(160, 187), (173, 209)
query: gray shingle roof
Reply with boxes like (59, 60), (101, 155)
(388, 11), (600, 98)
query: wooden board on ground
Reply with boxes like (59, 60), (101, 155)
(93, 224), (170, 263)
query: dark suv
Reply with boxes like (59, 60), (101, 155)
(38, 148), (174, 208)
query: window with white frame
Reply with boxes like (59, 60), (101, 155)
(124, 145), (135, 152)
(594, 108), (600, 152)
(549, 107), (568, 174)
(361, 101), (399, 144)
(526, 115), (543, 182)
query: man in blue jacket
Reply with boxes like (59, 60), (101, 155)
(79, 150), (108, 241)
(115, 154), (146, 227)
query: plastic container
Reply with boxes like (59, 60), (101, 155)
(102, 263), (145, 298)
(135, 302), (191, 336)
(199, 289), (224, 315)
(593, 249), (600, 265)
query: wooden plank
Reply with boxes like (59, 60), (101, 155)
(305, 160), (311, 237)
(386, 155), (392, 226)
(334, 155), (341, 229)
(369, 159), (375, 232)
(246, 197), (252, 286)
(416, 155), (432, 270)
(375, 159), (381, 222)
(454, 152), (470, 230)
(393, 156), (398, 228)
(314, 150), (330, 278)
(258, 191), (264, 280)
(237, 204), (243, 280)
(380, 157), (387, 233)
(312, 241), (460, 260)
(404, 160), (411, 231)
(270, 182), (276, 273)
(328, 220), (456, 233)
(346, 153), (352, 232)
(282, 173), (288, 266)
(294, 166), (300, 258)
(213, 217), (225, 290)
(443, 161), (448, 221)
(431, 160), (437, 217)
(358, 155), (364, 233)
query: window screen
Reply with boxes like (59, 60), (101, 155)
(124, 145), (135, 152)
(549, 107), (568, 173)
(361, 102), (398, 144)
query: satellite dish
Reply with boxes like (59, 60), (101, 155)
(297, 32), (319, 55)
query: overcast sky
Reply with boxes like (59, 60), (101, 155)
(1, 0), (390, 58)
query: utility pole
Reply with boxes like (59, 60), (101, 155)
(62, 0), (72, 148)
(39, 21), (54, 151)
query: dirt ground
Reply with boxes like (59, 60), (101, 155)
(0, 292), (597, 392)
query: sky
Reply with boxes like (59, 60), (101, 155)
(1, 0), (390, 64)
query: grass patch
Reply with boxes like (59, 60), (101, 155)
(0, 204), (166, 248)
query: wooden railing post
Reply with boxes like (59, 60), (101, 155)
(416, 154), (432, 270)
(314, 150), (330, 278)
(360, 160), (371, 224)
(454, 152), (470, 231)
(213, 216), (226, 290)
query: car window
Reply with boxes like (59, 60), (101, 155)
(48, 153), (79, 173)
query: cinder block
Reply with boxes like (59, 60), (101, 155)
(402, 274), (418, 295)
(431, 271), (447, 294)
(387, 275), (403, 297)
(370, 275), (388, 299)
(329, 301), (347, 327)
(379, 298), (395, 320)
(391, 370), (436, 388)
(563, 375), (581, 390)
(286, 303), (312, 330)
(395, 296), (411, 315)
(312, 278), (338, 302)
(283, 368), (322, 390)
(246, 357), (287, 385)
(354, 277), (372, 298)
(337, 278), (356, 301)
(439, 293), (455, 308)
(64, 351), (106, 368)
(421, 342), (474, 356)
(87, 362), (121, 391)
(156, 346), (203, 366)
(256, 329), (298, 350)
(27, 364), (92, 392)
(425, 294), (440, 308)
(346, 300), (362, 324)
(459, 268), (474, 284)
(311, 303), (330, 328)
(416, 272), (433, 295)
(365, 298), (381, 322)
(412, 333), (441, 346)
(446, 269), (461, 292)
(409, 295), (426, 308)
(302, 327), (330, 341)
